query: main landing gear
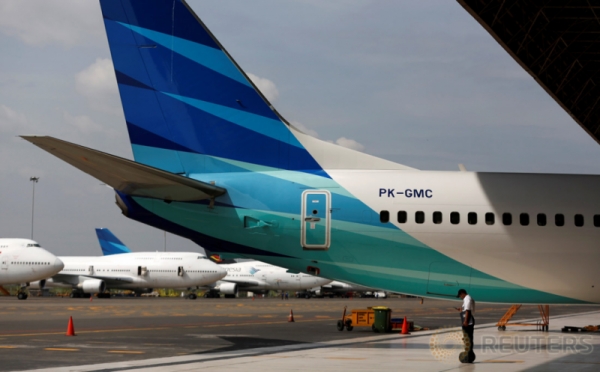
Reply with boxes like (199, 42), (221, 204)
(17, 284), (28, 300)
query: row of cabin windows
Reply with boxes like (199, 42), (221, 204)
(379, 211), (597, 227)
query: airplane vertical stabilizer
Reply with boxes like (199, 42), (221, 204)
(99, 0), (413, 176)
(96, 228), (132, 256)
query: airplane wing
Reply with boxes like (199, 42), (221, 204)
(21, 136), (227, 202)
(51, 274), (135, 286)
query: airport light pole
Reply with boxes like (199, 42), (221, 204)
(30, 177), (39, 240)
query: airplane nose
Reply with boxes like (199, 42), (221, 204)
(216, 266), (227, 279)
(53, 257), (64, 272)
(319, 278), (333, 286)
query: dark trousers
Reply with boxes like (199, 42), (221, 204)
(462, 321), (475, 363)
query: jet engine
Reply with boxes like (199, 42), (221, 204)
(79, 279), (106, 294)
(219, 283), (238, 296)
(29, 280), (46, 290)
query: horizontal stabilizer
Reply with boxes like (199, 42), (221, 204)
(21, 136), (226, 202)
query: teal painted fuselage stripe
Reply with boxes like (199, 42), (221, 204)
(132, 197), (585, 304)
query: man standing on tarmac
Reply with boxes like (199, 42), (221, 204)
(456, 289), (476, 363)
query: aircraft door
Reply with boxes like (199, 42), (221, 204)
(301, 190), (331, 250)
(1, 256), (7, 271)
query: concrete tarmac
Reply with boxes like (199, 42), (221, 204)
(0, 296), (596, 371)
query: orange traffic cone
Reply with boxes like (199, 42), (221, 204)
(288, 309), (295, 322)
(401, 316), (410, 335)
(66, 316), (76, 336)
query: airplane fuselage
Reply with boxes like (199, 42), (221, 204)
(47, 252), (226, 292)
(217, 261), (331, 292)
(118, 170), (600, 304)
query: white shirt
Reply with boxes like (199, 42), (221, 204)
(461, 295), (475, 325)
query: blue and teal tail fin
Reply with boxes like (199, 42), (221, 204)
(99, 0), (323, 176)
(96, 228), (132, 256)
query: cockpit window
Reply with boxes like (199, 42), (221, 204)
(26, 243), (41, 247)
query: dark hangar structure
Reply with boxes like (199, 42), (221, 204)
(459, 0), (600, 144)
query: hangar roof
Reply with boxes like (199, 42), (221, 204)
(459, 0), (600, 144)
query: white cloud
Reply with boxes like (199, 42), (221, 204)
(334, 137), (365, 151)
(291, 120), (319, 138)
(75, 58), (121, 116)
(247, 72), (279, 102)
(0, 104), (28, 132)
(0, 0), (102, 47)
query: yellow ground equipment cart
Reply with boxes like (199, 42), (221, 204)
(337, 306), (375, 331)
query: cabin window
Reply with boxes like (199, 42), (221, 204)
(502, 213), (512, 226)
(485, 213), (495, 225)
(468, 212), (477, 225)
(380, 211), (390, 223)
(397, 211), (407, 224)
(450, 212), (460, 225)
(415, 211), (425, 224)
(594, 215), (600, 227)
(555, 214), (564, 227)
(520, 213), (529, 226)
(433, 211), (442, 224)
(537, 213), (546, 226)
(575, 214), (584, 227)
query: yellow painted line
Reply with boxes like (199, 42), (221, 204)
(184, 326), (198, 329)
(0, 326), (170, 337)
(0, 346), (17, 349)
(143, 343), (174, 346)
(315, 316), (331, 319)
(203, 318), (332, 328)
(108, 350), (145, 354)
(44, 348), (79, 352)
(0, 318), (332, 337)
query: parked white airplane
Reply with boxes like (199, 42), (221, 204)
(316, 281), (378, 298)
(0, 239), (64, 300)
(37, 229), (226, 299)
(204, 259), (331, 298)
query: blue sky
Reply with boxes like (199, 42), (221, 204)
(1, 0), (599, 255)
